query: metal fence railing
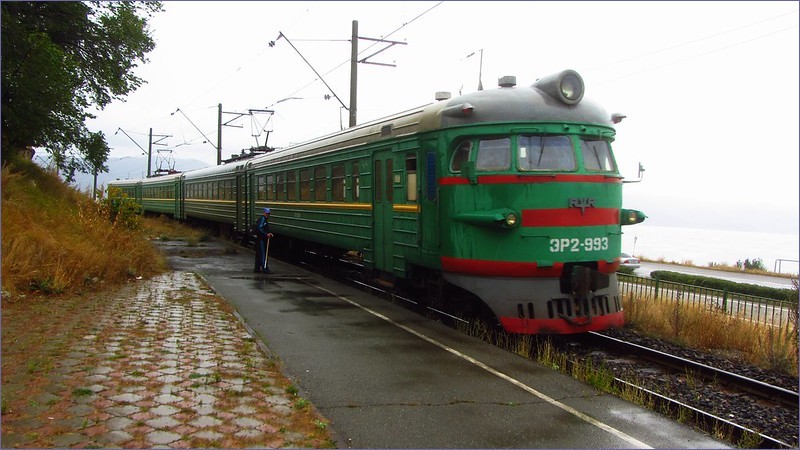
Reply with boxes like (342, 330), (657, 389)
(618, 274), (797, 330)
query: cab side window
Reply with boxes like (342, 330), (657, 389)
(450, 140), (472, 173)
(580, 139), (616, 172)
(476, 138), (511, 171)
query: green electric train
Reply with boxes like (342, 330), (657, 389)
(111, 69), (645, 334)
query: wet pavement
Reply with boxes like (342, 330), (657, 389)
(1, 270), (333, 448)
(164, 240), (729, 449)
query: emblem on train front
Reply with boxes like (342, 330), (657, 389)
(569, 198), (596, 215)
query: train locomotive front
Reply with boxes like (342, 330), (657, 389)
(432, 70), (645, 334)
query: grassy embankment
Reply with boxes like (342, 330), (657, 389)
(1, 159), (177, 299)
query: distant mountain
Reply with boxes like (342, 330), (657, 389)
(35, 156), (210, 193)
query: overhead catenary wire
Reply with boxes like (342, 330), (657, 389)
(111, 2), (794, 159)
(588, 9), (798, 73)
(115, 2), (445, 152)
(264, 1), (444, 108)
(274, 32), (349, 111)
(594, 23), (798, 85)
(123, 5), (444, 152)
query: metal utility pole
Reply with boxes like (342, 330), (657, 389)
(348, 20), (406, 128)
(217, 103), (222, 165)
(147, 128), (153, 177)
(349, 20), (358, 128)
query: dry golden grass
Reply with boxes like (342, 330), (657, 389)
(623, 293), (798, 376)
(1, 162), (165, 299)
(143, 213), (210, 244)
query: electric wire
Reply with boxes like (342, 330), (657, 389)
(595, 23), (798, 85)
(115, 2), (443, 154)
(588, 9), (798, 73)
(265, 1), (443, 108)
(115, 3), (794, 160)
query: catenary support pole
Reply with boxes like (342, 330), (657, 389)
(217, 103), (222, 165)
(349, 20), (358, 128)
(147, 128), (153, 177)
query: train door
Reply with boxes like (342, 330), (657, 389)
(373, 149), (394, 273)
(173, 177), (182, 219)
(235, 170), (247, 237)
(178, 174), (186, 220)
(421, 146), (439, 253)
(247, 171), (255, 231)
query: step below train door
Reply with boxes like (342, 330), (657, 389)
(372, 148), (394, 274)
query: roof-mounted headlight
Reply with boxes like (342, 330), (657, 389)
(532, 69), (585, 105)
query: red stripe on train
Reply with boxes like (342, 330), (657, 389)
(499, 311), (625, 334)
(441, 257), (563, 277)
(441, 257), (620, 277)
(521, 208), (619, 227)
(439, 174), (622, 185)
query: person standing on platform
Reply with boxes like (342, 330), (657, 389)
(254, 208), (274, 273)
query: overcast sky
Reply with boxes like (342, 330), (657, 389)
(88, 1), (799, 235)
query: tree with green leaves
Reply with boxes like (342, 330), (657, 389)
(1, 1), (162, 181)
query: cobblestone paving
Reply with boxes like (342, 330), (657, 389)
(1, 271), (333, 448)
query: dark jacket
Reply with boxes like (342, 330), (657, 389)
(256, 215), (271, 240)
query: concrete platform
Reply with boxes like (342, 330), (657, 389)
(173, 240), (730, 449)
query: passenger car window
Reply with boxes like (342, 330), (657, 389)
(518, 135), (575, 171)
(406, 154), (417, 202)
(476, 138), (511, 171)
(331, 165), (345, 201)
(580, 139), (616, 172)
(450, 140), (472, 173)
(299, 169), (310, 201)
(314, 166), (326, 201)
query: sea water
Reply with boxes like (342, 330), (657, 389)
(620, 225), (800, 275)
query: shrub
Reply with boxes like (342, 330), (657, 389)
(99, 186), (142, 231)
(617, 265), (637, 275)
(736, 257), (767, 271)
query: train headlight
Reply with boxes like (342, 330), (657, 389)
(620, 208), (647, 225)
(504, 212), (518, 227)
(532, 69), (585, 105)
(455, 208), (520, 229)
(560, 73), (582, 102)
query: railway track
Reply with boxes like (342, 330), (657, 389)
(578, 331), (798, 448)
(287, 250), (800, 448)
(588, 331), (799, 407)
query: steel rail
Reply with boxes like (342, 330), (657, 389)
(588, 331), (799, 407)
(587, 331), (797, 449)
(609, 378), (793, 449)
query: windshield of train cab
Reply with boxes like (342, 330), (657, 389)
(450, 135), (617, 174)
